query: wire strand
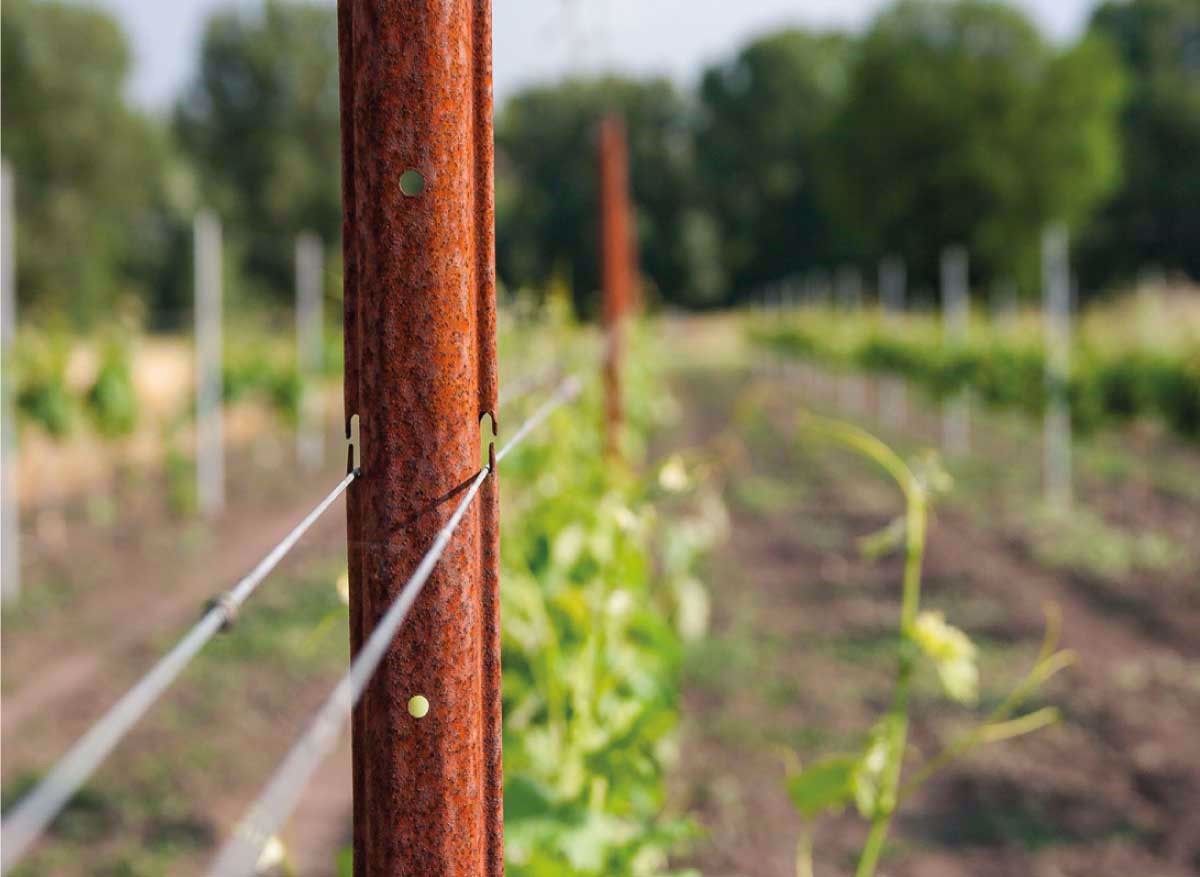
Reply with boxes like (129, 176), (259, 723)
(207, 376), (581, 877)
(497, 365), (562, 409)
(0, 470), (358, 875)
(497, 375), (581, 463)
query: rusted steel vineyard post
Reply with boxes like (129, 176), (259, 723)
(337, 1), (502, 875)
(599, 113), (633, 460)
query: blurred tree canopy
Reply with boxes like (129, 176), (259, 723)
(0, 0), (1193, 326)
(1081, 0), (1200, 287)
(174, 0), (341, 306)
(495, 76), (719, 312)
(821, 0), (1125, 293)
(1, 0), (178, 326)
(694, 30), (852, 297)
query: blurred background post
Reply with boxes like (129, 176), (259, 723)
(1043, 224), (1073, 510)
(294, 232), (323, 473)
(194, 210), (224, 518)
(940, 245), (970, 456)
(879, 254), (907, 429)
(2, 160), (18, 604)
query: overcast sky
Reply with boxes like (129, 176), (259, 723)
(92, 0), (1101, 112)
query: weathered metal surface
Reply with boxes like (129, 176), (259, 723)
(338, 0), (502, 874)
(599, 114), (632, 460)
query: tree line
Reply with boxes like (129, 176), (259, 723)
(1, 0), (1196, 327)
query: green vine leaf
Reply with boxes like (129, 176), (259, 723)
(786, 755), (858, 818)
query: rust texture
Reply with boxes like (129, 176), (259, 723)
(338, 1), (502, 874)
(599, 113), (633, 460)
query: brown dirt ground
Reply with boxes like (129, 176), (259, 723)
(667, 362), (1200, 877)
(2, 424), (353, 876)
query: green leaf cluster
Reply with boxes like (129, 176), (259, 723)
(498, 313), (721, 875)
(754, 310), (1200, 440)
(85, 336), (139, 438)
(11, 331), (75, 437)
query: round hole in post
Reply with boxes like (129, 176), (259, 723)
(407, 694), (430, 719)
(399, 169), (425, 197)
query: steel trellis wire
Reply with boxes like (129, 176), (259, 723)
(0, 470), (358, 875)
(208, 375), (582, 877)
(497, 364), (562, 410)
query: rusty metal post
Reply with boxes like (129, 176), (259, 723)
(337, 2), (501, 875)
(599, 114), (632, 460)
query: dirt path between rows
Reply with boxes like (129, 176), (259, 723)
(668, 365), (1200, 877)
(2, 502), (345, 739)
(1, 436), (356, 875)
(2, 438), (348, 741)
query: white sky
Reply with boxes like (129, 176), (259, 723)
(91, 0), (1101, 112)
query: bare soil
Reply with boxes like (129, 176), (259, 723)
(668, 363), (1200, 877)
(2, 426), (354, 876)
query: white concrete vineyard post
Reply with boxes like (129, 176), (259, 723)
(1043, 225), (1072, 509)
(1, 161), (18, 603)
(992, 279), (1018, 333)
(194, 211), (224, 517)
(879, 256), (907, 430)
(295, 233), (325, 472)
(817, 269), (834, 401)
(836, 266), (865, 413)
(940, 246), (970, 456)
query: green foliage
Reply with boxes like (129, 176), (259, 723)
(786, 755), (857, 818)
(7, 324), (334, 444)
(4, 0), (1191, 326)
(754, 311), (1200, 441)
(1082, 0), (1200, 286)
(496, 76), (714, 313)
(12, 331), (74, 437)
(499, 314), (721, 875)
(221, 339), (302, 424)
(695, 30), (852, 295)
(174, 0), (340, 305)
(0, 0), (179, 327)
(85, 337), (139, 437)
(1028, 506), (1182, 578)
(822, 0), (1126, 290)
